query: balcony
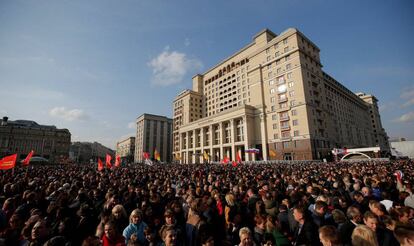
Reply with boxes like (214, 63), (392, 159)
(280, 125), (290, 130)
(281, 135), (291, 140)
(278, 98), (288, 103)
(280, 116), (290, 121)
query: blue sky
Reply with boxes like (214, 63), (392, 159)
(0, 0), (413, 149)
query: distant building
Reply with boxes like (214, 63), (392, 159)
(172, 28), (390, 162)
(390, 140), (414, 159)
(134, 114), (172, 163)
(0, 116), (71, 161)
(116, 136), (135, 163)
(69, 141), (115, 163)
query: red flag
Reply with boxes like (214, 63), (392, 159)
(22, 150), (34, 166)
(221, 156), (229, 165)
(236, 152), (242, 163)
(115, 155), (121, 167)
(106, 154), (112, 168)
(98, 158), (104, 171)
(0, 154), (18, 170)
(232, 161), (238, 167)
(143, 152), (150, 160)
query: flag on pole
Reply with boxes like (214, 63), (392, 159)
(21, 150), (34, 166)
(236, 152), (242, 163)
(203, 151), (209, 161)
(98, 158), (104, 171)
(143, 152), (150, 160)
(269, 149), (277, 158)
(394, 170), (403, 181)
(154, 149), (161, 161)
(106, 154), (112, 168)
(0, 154), (17, 170)
(232, 160), (238, 167)
(115, 155), (121, 167)
(221, 156), (229, 165)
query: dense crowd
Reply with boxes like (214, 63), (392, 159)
(0, 160), (413, 246)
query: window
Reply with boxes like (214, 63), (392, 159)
(286, 64), (291, 70)
(277, 76), (285, 84)
(291, 109), (297, 116)
(288, 81), (294, 88)
(284, 47), (289, 53)
(267, 56), (271, 61)
(270, 88), (275, 94)
(290, 100), (296, 106)
(273, 123), (278, 129)
(272, 114), (277, 120)
(268, 71), (273, 78)
(274, 133), (279, 139)
(275, 51), (279, 57)
(277, 68), (281, 73)
(289, 91), (295, 97)
(283, 141), (290, 148)
(294, 130), (300, 136)
(281, 131), (290, 138)
(283, 38), (288, 44)
(293, 119), (298, 126)
(270, 97), (275, 103)
(266, 48), (270, 54)
(287, 73), (292, 79)
(280, 102), (288, 108)
(269, 80), (274, 85)
(267, 64), (271, 70)
(271, 105), (276, 112)
(285, 55), (290, 61)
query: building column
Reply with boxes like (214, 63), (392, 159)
(243, 116), (250, 161)
(192, 130), (196, 163)
(185, 132), (189, 164)
(219, 122), (224, 161)
(230, 119), (236, 161)
(179, 132), (183, 164)
(260, 113), (268, 161)
(200, 128), (204, 163)
(209, 125), (213, 162)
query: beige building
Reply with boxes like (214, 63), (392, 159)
(134, 114), (172, 163)
(173, 28), (389, 162)
(0, 116), (71, 161)
(116, 136), (135, 163)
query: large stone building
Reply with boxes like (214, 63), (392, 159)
(116, 136), (135, 163)
(173, 28), (389, 162)
(134, 114), (172, 163)
(0, 116), (71, 161)
(69, 141), (115, 163)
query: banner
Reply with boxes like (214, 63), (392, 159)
(22, 150), (34, 165)
(0, 154), (17, 170)
(143, 152), (150, 160)
(269, 149), (277, 157)
(203, 151), (209, 161)
(154, 149), (161, 161)
(115, 155), (121, 167)
(106, 154), (112, 168)
(98, 158), (104, 171)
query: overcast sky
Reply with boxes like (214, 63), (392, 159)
(0, 0), (413, 149)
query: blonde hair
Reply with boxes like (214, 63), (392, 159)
(239, 227), (251, 239)
(225, 193), (235, 206)
(351, 225), (379, 246)
(112, 204), (127, 218)
(129, 209), (143, 223)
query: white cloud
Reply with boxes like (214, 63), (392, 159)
(148, 47), (202, 86)
(49, 107), (89, 121)
(402, 98), (414, 108)
(394, 111), (414, 123)
(127, 122), (136, 129)
(184, 38), (191, 47)
(401, 87), (414, 99)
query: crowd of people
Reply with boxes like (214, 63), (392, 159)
(0, 159), (413, 246)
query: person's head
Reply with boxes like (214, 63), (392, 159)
(315, 201), (328, 216)
(382, 215), (396, 231)
(9, 213), (23, 229)
(254, 214), (266, 230)
(104, 221), (118, 240)
(161, 228), (177, 246)
(361, 187), (371, 197)
(129, 209), (143, 225)
(31, 220), (50, 242)
(201, 236), (214, 246)
(351, 225), (379, 246)
(225, 193), (235, 207)
(293, 206), (306, 224)
(81, 236), (101, 246)
(397, 207), (411, 224)
(353, 192), (364, 203)
(112, 204), (127, 219)
(331, 209), (347, 225)
(363, 211), (378, 232)
(394, 226), (414, 246)
(164, 209), (175, 225)
(319, 225), (341, 246)
(239, 227), (253, 246)
(347, 206), (362, 223)
(369, 201), (386, 217)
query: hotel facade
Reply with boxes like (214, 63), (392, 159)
(172, 28), (389, 162)
(134, 114), (173, 163)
